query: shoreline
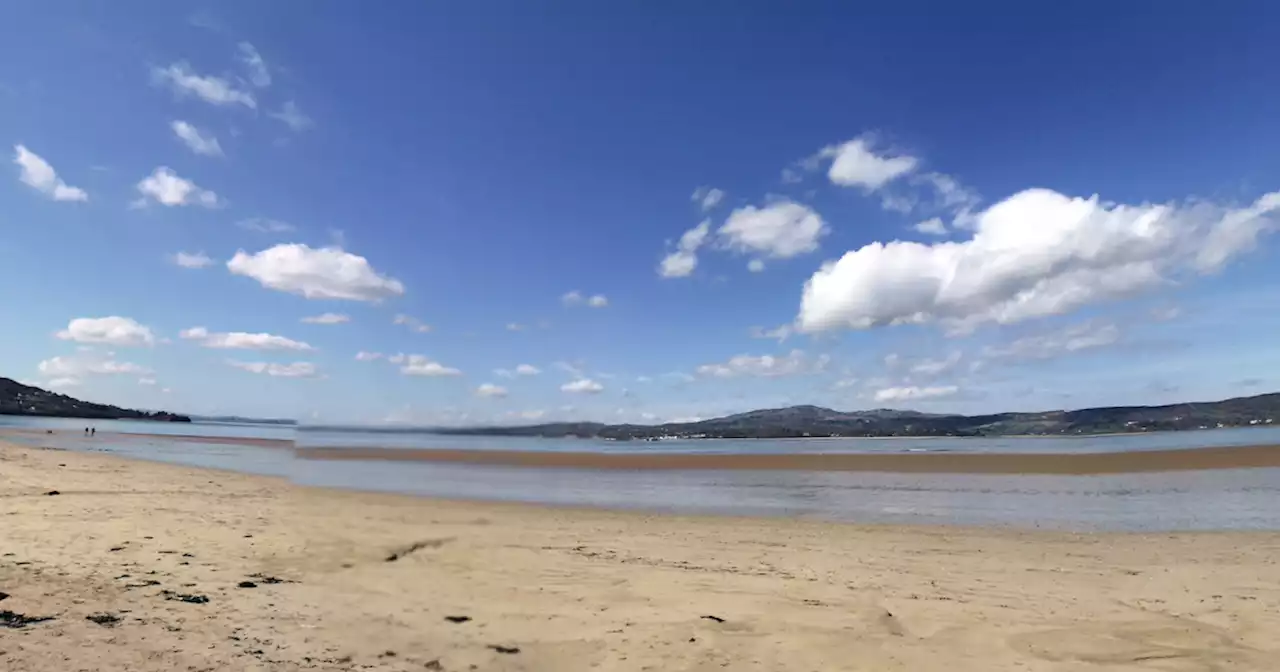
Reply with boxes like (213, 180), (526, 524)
(297, 443), (1280, 474)
(5, 439), (1280, 671)
(0, 427), (291, 449)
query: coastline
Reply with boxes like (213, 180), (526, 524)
(0, 427), (292, 449)
(297, 443), (1280, 474)
(4, 439), (1280, 671)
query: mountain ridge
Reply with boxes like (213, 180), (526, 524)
(431, 392), (1280, 440)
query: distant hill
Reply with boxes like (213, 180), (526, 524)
(188, 415), (297, 426)
(0, 377), (191, 422)
(433, 393), (1280, 440)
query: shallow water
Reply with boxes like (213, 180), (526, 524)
(296, 425), (1280, 454)
(0, 416), (295, 441)
(7, 419), (1280, 531)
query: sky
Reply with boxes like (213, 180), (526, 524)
(3, 1), (1280, 426)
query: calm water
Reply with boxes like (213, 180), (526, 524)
(7, 417), (1280, 531)
(0, 415), (295, 441)
(297, 424), (1280, 454)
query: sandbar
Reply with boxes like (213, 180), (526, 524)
(298, 443), (1280, 474)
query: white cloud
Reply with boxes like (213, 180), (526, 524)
(171, 251), (214, 268)
(398, 354), (462, 377)
(819, 136), (918, 190)
(227, 244), (405, 302)
(179, 326), (314, 351)
(561, 378), (604, 394)
(151, 62), (256, 109)
(658, 220), (711, 278)
(696, 350), (828, 378)
(920, 172), (981, 213)
(236, 217), (296, 233)
(170, 121), (223, 157)
(798, 188), (1280, 334)
(56, 317), (155, 347)
(237, 42), (271, 87)
(873, 385), (959, 402)
(476, 383), (508, 398)
(562, 291), (609, 308)
(39, 354), (150, 379)
(1150, 306), (1181, 322)
(495, 363), (541, 378)
(269, 101), (313, 132)
(719, 201), (827, 259)
(228, 360), (317, 378)
(913, 217), (947, 236)
(906, 351), (963, 377)
(13, 145), (87, 201)
(983, 321), (1120, 361)
(506, 322), (527, 331)
(355, 351), (384, 361)
(747, 259), (766, 272)
(301, 313), (349, 325)
(135, 167), (220, 208)
(393, 314), (432, 333)
(138, 377), (157, 386)
(691, 186), (725, 212)
(46, 377), (82, 389)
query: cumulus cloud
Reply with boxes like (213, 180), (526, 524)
(816, 136), (918, 190)
(798, 188), (1280, 334)
(691, 186), (725, 211)
(227, 244), (404, 302)
(301, 313), (349, 325)
(747, 259), (766, 272)
(696, 350), (828, 378)
(56, 317), (155, 347)
(395, 354), (461, 377)
(476, 383), (508, 398)
(38, 353), (151, 388)
(562, 290), (609, 308)
(392, 314), (432, 333)
(355, 351), (383, 361)
(228, 360), (317, 378)
(495, 364), (540, 378)
(237, 42), (271, 87)
(152, 62), (256, 109)
(658, 220), (711, 278)
(135, 167), (220, 207)
(719, 201), (827, 259)
(561, 378), (604, 394)
(13, 145), (87, 201)
(179, 326), (314, 351)
(873, 385), (959, 402)
(983, 321), (1120, 361)
(170, 121), (223, 157)
(171, 251), (214, 268)
(269, 101), (313, 132)
(913, 217), (947, 236)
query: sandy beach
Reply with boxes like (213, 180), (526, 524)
(298, 443), (1280, 474)
(4, 440), (1280, 671)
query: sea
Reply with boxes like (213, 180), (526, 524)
(4, 415), (1280, 532)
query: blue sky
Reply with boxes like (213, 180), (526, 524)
(3, 2), (1280, 425)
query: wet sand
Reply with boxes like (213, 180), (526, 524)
(299, 443), (1280, 474)
(4, 439), (1280, 671)
(0, 427), (291, 449)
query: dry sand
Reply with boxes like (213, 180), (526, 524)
(298, 443), (1280, 474)
(4, 440), (1280, 671)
